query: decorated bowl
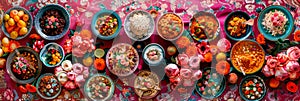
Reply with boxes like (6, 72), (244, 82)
(36, 73), (62, 99)
(239, 75), (266, 101)
(142, 43), (165, 66)
(35, 4), (70, 40)
(2, 6), (33, 40)
(156, 13), (184, 41)
(91, 9), (122, 40)
(40, 42), (65, 67)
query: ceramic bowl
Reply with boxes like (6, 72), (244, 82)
(257, 5), (294, 41)
(195, 67), (226, 99)
(84, 74), (115, 101)
(1, 6), (33, 40)
(91, 9), (122, 40)
(35, 4), (70, 40)
(156, 13), (184, 41)
(224, 11), (252, 41)
(189, 11), (220, 42)
(142, 43), (165, 66)
(124, 10), (155, 41)
(239, 75), (266, 101)
(6, 47), (42, 84)
(40, 42), (65, 67)
(36, 73), (62, 99)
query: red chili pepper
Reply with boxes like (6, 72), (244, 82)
(19, 85), (27, 93)
(26, 84), (37, 93)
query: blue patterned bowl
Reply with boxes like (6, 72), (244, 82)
(84, 74), (115, 101)
(2, 6), (33, 40)
(6, 47), (42, 84)
(91, 9), (122, 40)
(36, 73), (62, 100)
(39, 43), (65, 67)
(224, 11), (252, 41)
(35, 4), (70, 40)
(239, 75), (266, 101)
(257, 5), (294, 41)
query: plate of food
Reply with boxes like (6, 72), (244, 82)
(91, 9), (122, 40)
(224, 11), (252, 41)
(36, 73), (61, 99)
(6, 47), (42, 84)
(106, 43), (139, 76)
(142, 43), (165, 66)
(2, 6), (33, 40)
(257, 5), (294, 41)
(230, 40), (265, 74)
(84, 74), (114, 101)
(134, 71), (161, 99)
(239, 75), (266, 101)
(124, 10), (155, 41)
(34, 4), (70, 40)
(189, 11), (220, 42)
(195, 68), (226, 99)
(157, 13), (184, 41)
(40, 43), (65, 67)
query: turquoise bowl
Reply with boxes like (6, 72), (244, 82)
(239, 75), (266, 101)
(257, 5), (294, 41)
(91, 9), (122, 40)
(195, 67), (226, 99)
(2, 6), (33, 40)
(224, 11), (252, 41)
(35, 4), (70, 40)
(36, 73), (62, 100)
(39, 43), (65, 67)
(84, 74), (115, 101)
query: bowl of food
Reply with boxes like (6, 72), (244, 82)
(35, 4), (70, 40)
(40, 43), (65, 67)
(106, 43), (139, 76)
(239, 75), (266, 101)
(134, 71), (161, 99)
(189, 11), (220, 42)
(257, 5), (294, 41)
(142, 43), (165, 66)
(224, 11), (252, 41)
(230, 40), (265, 74)
(36, 73), (61, 99)
(195, 68), (226, 99)
(124, 10), (155, 41)
(2, 6), (33, 40)
(91, 9), (122, 40)
(84, 74), (114, 101)
(6, 47), (42, 84)
(157, 13), (184, 41)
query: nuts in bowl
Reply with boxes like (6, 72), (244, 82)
(2, 7), (33, 40)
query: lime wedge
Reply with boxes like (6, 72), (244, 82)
(94, 48), (105, 58)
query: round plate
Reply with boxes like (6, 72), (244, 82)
(134, 71), (160, 99)
(106, 43), (139, 77)
(230, 40), (265, 74)
(195, 68), (226, 99)
(91, 9), (122, 40)
(257, 5), (294, 41)
(2, 6), (33, 40)
(40, 42), (65, 67)
(189, 11), (220, 42)
(124, 10), (155, 41)
(36, 73), (62, 100)
(34, 4), (70, 40)
(6, 47), (42, 84)
(84, 74), (115, 101)
(239, 75), (266, 101)
(142, 43), (165, 66)
(156, 13), (184, 41)
(224, 11), (252, 41)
